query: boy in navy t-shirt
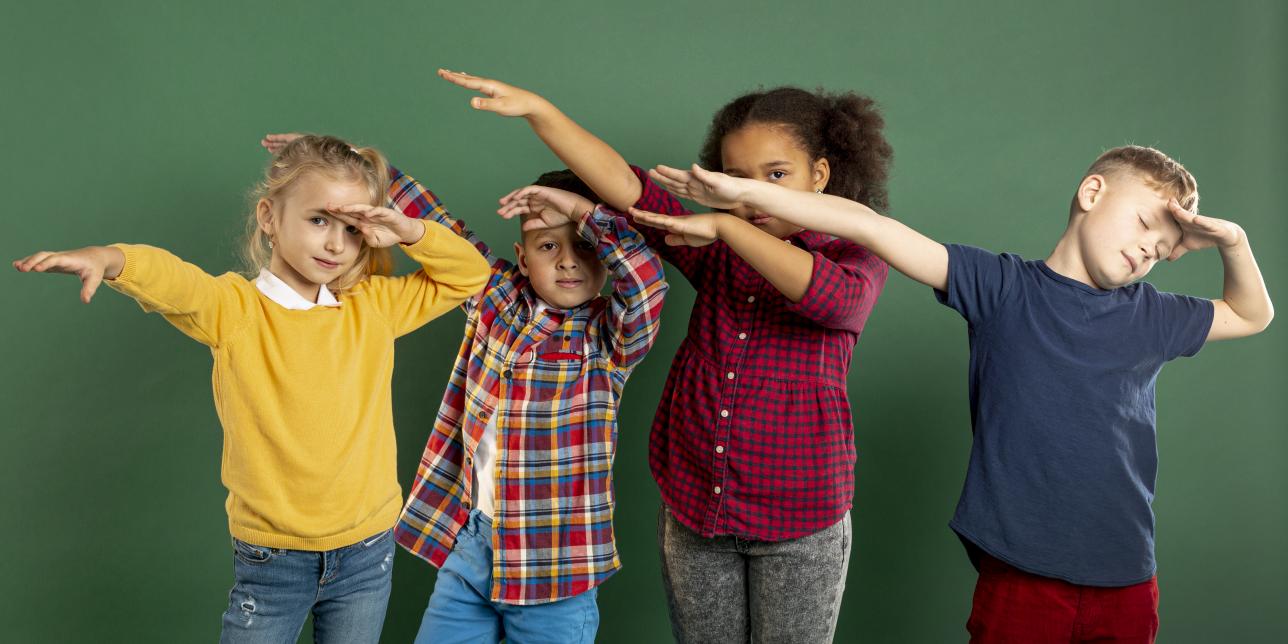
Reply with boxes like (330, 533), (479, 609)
(633, 145), (1274, 643)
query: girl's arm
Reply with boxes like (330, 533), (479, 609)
(328, 205), (490, 337)
(651, 164), (950, 291)
(437, 71), (708, 280)
(14, 244), (253, 346)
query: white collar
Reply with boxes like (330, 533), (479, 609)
(255, 268), (341, 310)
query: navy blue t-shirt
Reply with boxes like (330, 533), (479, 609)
(935, 244), (1214, 586)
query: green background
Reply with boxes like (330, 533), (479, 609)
(2, 1), (1284, 641)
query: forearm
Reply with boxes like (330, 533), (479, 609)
(526, 101), (641, 211)
(741, 182), (949, 290)
(1216, 230), (1274, 331)
(715, 215), (815, 302)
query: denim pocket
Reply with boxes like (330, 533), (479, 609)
(232, 538), (278, 565)
(361, 529), (392, 548)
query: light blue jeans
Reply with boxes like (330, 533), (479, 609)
(415, 509), (600, 644)
(219, 529), (395, 644)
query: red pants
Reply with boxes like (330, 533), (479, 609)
(967, 554), (1159, 643)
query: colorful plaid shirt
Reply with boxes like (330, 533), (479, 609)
(387, 167), (668, 604)
(630, 166), (889, 542)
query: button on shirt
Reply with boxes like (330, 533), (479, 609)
(630, 166), (889, 541)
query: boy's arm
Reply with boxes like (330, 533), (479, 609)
(651, 164), (949, 290)
(579, 207), (668, 369)
(387, 165), (505, 272)
(1165, 201), (1274, 341)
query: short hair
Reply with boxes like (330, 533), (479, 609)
(532, 169), (600, 203)
(1084, 145), (1198, 211)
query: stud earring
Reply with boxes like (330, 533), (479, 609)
(815, 188), (823, 194)
(268, 238), (275, 249)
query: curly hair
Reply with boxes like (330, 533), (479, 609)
(698, 87), (894, 212)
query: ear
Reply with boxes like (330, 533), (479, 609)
(513, 242), (529, 276)
(1076, 174), (1107, 213)
(255, 198), (276, 236)
(812, 157), (831, 192)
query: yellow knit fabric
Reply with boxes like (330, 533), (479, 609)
(107, 220), (490, 550)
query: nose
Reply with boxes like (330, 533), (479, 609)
(557, 247), (580, 271)
(324, 226), (346, 254)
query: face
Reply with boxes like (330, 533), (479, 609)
(1074, 173), (1183, 289)
(257, 173), (370, 300)
(721, 123), (830, 239)
(514, 221), (607, 309)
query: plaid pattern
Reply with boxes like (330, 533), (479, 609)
(387, 166), (668, 604)
(631, 165), (889, 541)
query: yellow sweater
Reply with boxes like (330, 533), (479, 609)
(107, 220), (490, 550)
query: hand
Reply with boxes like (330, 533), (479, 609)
(628, 208), (727, 247)
(1166, 199), (1245, 261)
(13, 246), (124, 303)
(648, 164), (753, 210)
(437, 69), (547, 118)
(261, 132), (304, 154)
(497, 185), (595, 232)
(327, 204), (424, 247)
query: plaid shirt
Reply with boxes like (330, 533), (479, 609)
(387, 167), (668, 604)
(631, 166), (889, 542)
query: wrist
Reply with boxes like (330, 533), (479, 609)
(100, 245), (126, 279)
(1220, 224), (1247, 250)
(523, 96), (558, 126)
(400, 219), (427, 245)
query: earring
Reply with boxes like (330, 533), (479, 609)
(268, 238), (275, 249)
(815, 188), (823, 194)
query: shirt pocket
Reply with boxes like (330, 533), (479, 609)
(517, 333), (589, 402)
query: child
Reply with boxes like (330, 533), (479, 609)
(13, 135), (492, 643)
(263, 131), (669, 642)
(639, 146), (1273, 643)
(437, 69), (893, 643)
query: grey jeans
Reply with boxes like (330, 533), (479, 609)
(657, 506), (852, 644)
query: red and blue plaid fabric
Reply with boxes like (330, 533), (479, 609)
(387, 166), (668, 604)
(630, 165), (889, 542)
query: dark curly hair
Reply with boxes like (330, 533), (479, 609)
(533, 169), (600, 204)
(698, 87), (893, 212)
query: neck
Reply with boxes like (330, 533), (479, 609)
(1044, 229), (1097, 289)
(269, 256), (322, 302)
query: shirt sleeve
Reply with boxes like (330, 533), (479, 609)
(360, 219), (492, 338)
(1143, 284), (1216, 361)
(933, 243), (1023, 327)
(105, 244), (255, 347)
(627, 164), (708, 282)
(387, 164), (510, 314)
(783, 239), (888, 333)
(578, 205), (669, 370)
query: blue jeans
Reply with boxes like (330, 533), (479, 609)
(219, 529), (395, 644)
(414, 510), (600, 644)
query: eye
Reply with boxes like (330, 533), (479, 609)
(309, 216), (327, 226)
(1138, 215), (1149, 230)
(540, 242), (557, 252)
(768, 170), (787, 181)
(345, 225), (361, 235)
(576, 241), (595, 252)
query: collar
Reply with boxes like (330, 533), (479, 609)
(255, 268), (341, 310)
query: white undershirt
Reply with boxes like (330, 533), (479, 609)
(474, 300), (551, 519)
(254, 269), (341, 309)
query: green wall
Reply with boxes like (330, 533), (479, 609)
(2, 1), (1283, 641)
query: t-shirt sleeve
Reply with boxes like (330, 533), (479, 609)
(1146, 286), (1215, 360)
(933, 243), (1022, 326)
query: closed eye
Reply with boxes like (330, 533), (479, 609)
(1138, 214), (1149, 229)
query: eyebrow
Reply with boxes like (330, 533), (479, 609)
(725, 160), (793, 175)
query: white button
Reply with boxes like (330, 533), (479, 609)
(726, 372), (735, 380)
(715, 445), (725, 454)
(714, 486), (722, 494)
(746, 295), (755, 303)
(720, 409), (729, 418)
(738, 332), (747, 340)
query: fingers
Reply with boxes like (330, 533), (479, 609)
(652, 165), (692, 182)
(471, 97), (505, 112)
(497, 199), (534, 219)
(80, 269), (102, 304)
(1167, 198), (1197, 224)
(438, 69), (499, 97)
(1166, 246), (1189, 262)
(31, 252), (78, 273)
(648, 169), (690, 195)
(628, 208), (679, 231)
(14, 251), (54, 272)
(665, 234), (686, 246)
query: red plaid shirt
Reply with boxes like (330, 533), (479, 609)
(632, 166), (889, 541)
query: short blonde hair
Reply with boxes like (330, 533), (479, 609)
(1083, 145), (1199, 212)
(242, 135), (393, 291)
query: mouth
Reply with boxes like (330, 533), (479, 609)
(748, 214), (774, 226)
(555, 278), (585, 289)
(314, 257), (340, 270)
(1121, 252), (1137, 273)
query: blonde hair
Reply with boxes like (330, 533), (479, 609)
(242, 134), (393, 292)
(1083, 145), (1199, 212)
